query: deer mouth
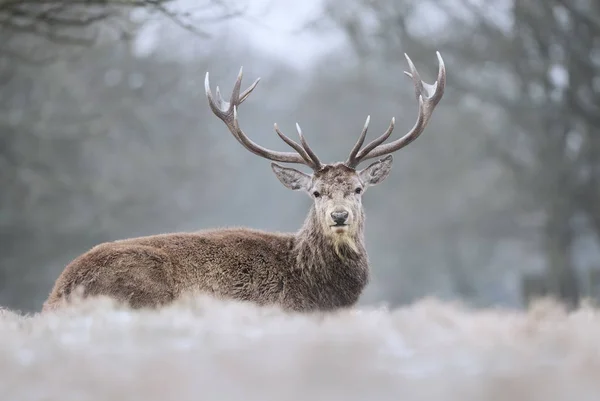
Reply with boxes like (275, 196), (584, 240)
(330, 223), (349, 234)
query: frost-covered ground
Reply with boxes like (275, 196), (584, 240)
(1, 296), (600, 401)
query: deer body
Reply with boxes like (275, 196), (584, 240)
(43, 52), (446, 313)
(44, 205), (368, 312)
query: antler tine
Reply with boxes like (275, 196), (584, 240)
(348, 117), (395, 168)
(404, 51), (446, 110)
(215, 86), (224, 108)
(345, 115), (370, 167)
(347, 51), (446, 166)
(230, 66), (243, 106)
(273, 123), (313, 165)
(205, 68), (320, 170)
(205, 72), (227, 120)
(296, 123), (322, 169)
(239, 78), (260, 104)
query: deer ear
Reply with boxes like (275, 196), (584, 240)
(271, 163), (312, 191)
(358, 155), (393, 187)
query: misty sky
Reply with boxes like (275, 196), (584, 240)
(133, 0), (345, 68)
(239, 0), (344, 66)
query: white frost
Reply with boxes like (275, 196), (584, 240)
(1, 296), (600, 400)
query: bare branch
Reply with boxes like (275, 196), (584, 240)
(0, 0), (246, 59)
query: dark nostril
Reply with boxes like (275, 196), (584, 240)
(331, 211), (349, 224)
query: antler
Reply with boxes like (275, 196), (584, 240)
(205, 67), (322, 170)
(346, 51), (446, 168)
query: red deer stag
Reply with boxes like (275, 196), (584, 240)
(43, 52), (446, 312)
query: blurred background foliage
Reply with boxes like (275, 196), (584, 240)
(1, 0), (599, 313)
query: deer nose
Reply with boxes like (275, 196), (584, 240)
(331, 210), (349, 225)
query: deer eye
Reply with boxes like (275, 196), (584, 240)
(355, 187), (363, 194)
(313, 191), (321, 198)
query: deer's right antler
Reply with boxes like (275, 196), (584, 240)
(205, 68), (322, 171)
(346, 51), (446, 168)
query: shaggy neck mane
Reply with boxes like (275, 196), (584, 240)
(288, 205), (369, 309)
(293, 206), (367, 269)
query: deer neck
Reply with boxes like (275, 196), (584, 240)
(293, 206), (367, 270)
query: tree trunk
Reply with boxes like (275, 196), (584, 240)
(542, 206), (579, 307)
(441, 233), (476, 300)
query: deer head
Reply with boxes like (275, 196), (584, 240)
(205, 52), (446, 243)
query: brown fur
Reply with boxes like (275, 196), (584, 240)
(43, 163), (390, 313)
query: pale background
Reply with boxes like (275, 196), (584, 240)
(2, 0), (599, 313)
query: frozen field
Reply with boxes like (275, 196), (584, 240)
(1, 295), (599, 401)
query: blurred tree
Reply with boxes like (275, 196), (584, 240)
(0, 0), (244, 62)
(0, 0), (252, 312)
(289, 45), (522, 307)
(321, 0), (600, 307)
